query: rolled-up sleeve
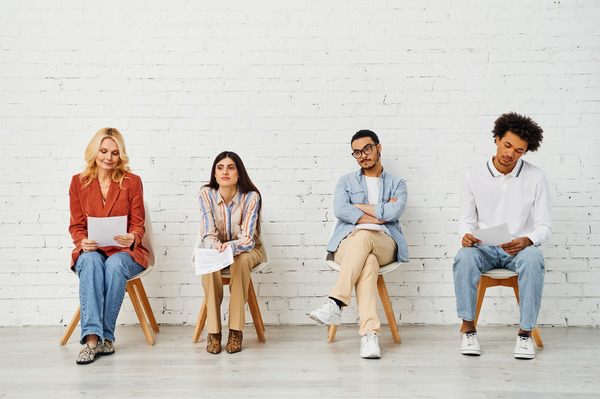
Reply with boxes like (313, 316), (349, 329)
(374, 178), (407, 221)
(333, 177), (364, 225)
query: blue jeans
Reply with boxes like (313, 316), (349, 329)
(74, 251), (145, 344)
(453, 245), (545, 331)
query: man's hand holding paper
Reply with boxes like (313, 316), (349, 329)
(470, 223), (512, 247)
(499, 236), (533, 255)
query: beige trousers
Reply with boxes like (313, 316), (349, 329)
(202, 245), (262, 333)
(330, 229), (396, 336)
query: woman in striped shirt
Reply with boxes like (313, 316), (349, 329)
(194, 151), (263, 354)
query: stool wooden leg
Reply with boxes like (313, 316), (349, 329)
(377, 275), (401, 344)
(510, 276), (520, 305)
(59, 306), (81, 345)
(250, 280), (265, 333)
(133, 279), (159, 333)
(473, 278), (489, 328)
(193, 297), (207, 343)
(532, 326), (544, 347)
(127, 281), (155, 346)
(327, 325), (338, 343)
(247, 279), (266, 343)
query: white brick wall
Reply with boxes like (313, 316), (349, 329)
(1, 0), (599, 328)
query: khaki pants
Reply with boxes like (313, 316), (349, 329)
(330, 230), (396, 336)
(202, 245), (262, 333)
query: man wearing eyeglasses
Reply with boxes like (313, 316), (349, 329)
(309, 130), (409, 359)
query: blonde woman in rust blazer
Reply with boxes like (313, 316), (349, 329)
(68, 127), (149, 365)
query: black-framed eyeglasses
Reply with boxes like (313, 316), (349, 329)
(351, 143), (376, 159)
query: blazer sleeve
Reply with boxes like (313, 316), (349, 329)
(128, 175), (145, 250)
(68, 175), (87, 254)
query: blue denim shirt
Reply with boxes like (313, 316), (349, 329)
(326, 169), (409, 262)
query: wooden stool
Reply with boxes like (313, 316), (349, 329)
(193, 243), (269, 344)
(325, 252), (401, 344)
(475, 268), (543, 347)
(60, 201), (160, 346)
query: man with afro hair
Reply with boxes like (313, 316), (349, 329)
(453, 112), (552, 359)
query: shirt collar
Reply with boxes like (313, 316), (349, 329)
(487, 157), (524, 178)
(358, 168), (386, 179)
(215, 188), (240, 205)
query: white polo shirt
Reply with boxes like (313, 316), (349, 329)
(458, 157), (553, 246)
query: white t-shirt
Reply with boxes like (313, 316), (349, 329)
(365, 176), (381, 205)
(357, 176), (384, 232)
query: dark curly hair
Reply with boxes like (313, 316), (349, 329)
(492, 112), (543, 152)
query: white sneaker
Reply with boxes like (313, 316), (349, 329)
(460, 331), (481, 356)
(514, 335), (535, 359)
(360, 333), (381, 359)
(309, 298), (341, 325)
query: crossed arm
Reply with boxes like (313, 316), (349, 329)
(354, 198), (398, 224)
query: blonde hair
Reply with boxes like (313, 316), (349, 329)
(79, 127), (130, 188)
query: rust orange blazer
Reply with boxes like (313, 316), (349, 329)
(68, 172), (149, 269)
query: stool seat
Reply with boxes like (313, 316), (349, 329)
(60, 201), (160, 346)
(482, 268), (518, 279)
(475, 267), (543, 347)
(193, 239), (269, 344)
(325, 251), (401, 344)
(325, 252), (400, 275)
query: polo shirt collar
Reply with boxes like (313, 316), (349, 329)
(487, 157), (524, 178)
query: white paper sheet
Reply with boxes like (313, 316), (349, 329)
(472, 223), (512, 246)
(194, 245), (234, 275)
(87, 216), (128, 247)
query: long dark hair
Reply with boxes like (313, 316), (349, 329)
(204, 151), (262, 234)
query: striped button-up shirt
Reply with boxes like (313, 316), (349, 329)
(194, 186), (260, 256)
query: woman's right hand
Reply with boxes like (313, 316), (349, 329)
(213, 242), (230, 253)
(81, 238), (99, 252)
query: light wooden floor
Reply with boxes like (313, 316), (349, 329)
(1, 325), (599, 398)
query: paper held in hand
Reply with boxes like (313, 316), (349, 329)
(472, 223), (512, 246)
(195, 245), (234, 275)
(87, 216), (127, 247)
